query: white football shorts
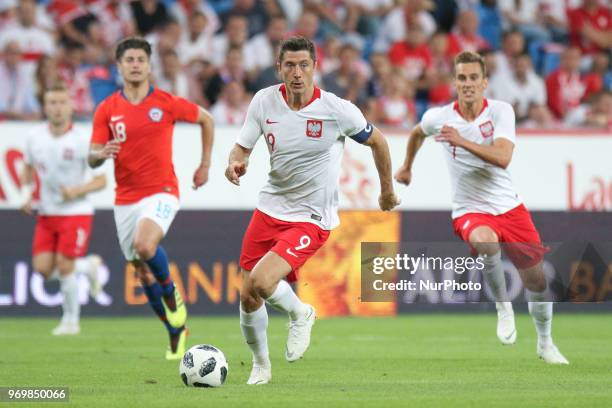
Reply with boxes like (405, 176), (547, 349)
(113, 193), (180, 261)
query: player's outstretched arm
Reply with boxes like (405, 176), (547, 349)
(364, 127), (400, 211)
(61, 174), (107, 202)
(88, 141), (121, 168)
(395, 125), (426, 186)
(435, 125), (514, 169)
(18, 163), (36, 215)
(192, 107), (215, 190)
(225, 143), (252, 186)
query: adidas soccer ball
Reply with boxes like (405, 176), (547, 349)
(179, 344), (229, 387)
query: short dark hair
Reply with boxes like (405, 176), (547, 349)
(278, 36), (316, 63)
(453, 51), (487, 77)
(45, 82), (68, 94)
(115, 37), (152, 61)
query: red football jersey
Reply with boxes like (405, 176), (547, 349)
(91, 87), (199, 204)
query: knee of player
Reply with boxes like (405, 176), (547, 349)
(133, 239), (157, 260)
(523, 270), (547, 292)
(470, 229), (500, 255)
(33, 261), (53, 278)
(55, 257), (75, 276)
(249, 271), (274, 299)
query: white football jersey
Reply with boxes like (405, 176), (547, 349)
(24, 125), (99, 216)
(237, 84), (372, 230)
(420, 99), (522, 218)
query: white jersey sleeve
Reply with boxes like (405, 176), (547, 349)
(24, 131), (34, 165)
(329, 95), (372, 143)
(237, 90), (264, 149)
(419, 107), (442, 137)
(492, 101), (516, 143)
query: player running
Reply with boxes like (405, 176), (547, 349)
(20, 83), (107, 336)
(226, 36), (400, 385)
(395, 51), (568, 364)
(88, 37), (214, 360)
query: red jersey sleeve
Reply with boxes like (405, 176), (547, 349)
(91, 101), (111, 145)
(172, 96), (200, 123)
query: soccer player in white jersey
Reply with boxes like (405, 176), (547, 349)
(225, 37), (400, 384)
(19, 84), (107, 335)
(395, 51), (568, 364)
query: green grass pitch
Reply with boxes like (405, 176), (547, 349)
(1, 314), (611, 408)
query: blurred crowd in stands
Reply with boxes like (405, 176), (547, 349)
(0, 0), (610, 130)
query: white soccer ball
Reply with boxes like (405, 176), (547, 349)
(179, 344), (229, 387)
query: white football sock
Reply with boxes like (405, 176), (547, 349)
(74, 258), (91, 275)
(481, 252), (509, 303)
(240, 303), (270, 366)
(48, 269), (60, 281)
(265, 279), (307, 321)
(59, 272), (80, 325)
(527, 289), (553, 347)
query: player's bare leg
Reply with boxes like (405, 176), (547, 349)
(133, 218), (186, 328)
(51, 254), (80, 335)
(240, 270), (271, 385)
(135, 262), (187, 360)
(33, 253), (57, 281)
(250, 252), (316, 362)
(469, 227), (516, 345)
(518, 263), (569, 364)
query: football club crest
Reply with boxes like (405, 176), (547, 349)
(479, 120), (494, 138)
(306, 120), (323, 138)
(149, 107), (163, 122)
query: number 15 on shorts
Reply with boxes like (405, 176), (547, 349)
(286, 235), (311, 258)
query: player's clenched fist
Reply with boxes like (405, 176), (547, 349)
(394, 165), (412, 185)
(192, 164), (209, 190)
(98, 140), (121, 160)
(225, 161), (247, 186)
(379, 191), (400, 211)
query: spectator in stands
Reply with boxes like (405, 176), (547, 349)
(250, 42), (282, 91)
(376, 0), (437, 52)
(57, 44), (94, 118)
(156, 48), (189, 99)
(428, 31), (454, 105)
(186, 58), (220, 107)
(477, 0), (502, 50)
(498, 0), (551, 43)
(245, 15), (288, 72)
(490, 53), (547, 122)
(0, 40), (41, 120)
(170, 0), (220, 39)
(0, 0), (55, 66)
(539, 0), (570, 43)
(492, 29), (525, 83)
(347, 0), (395, 37)
(322, 41), (368, 107)
(366, 52), (392, 99)
(304, 0), (360, 38)
(34, 55), (61, 106)
(0, 1), (17, 31)
(546, 46), (588, 120)
(210, 80), (250, 125)
(564, 90), (612, 129)
(88, 0), (135, 48)
(369, 70), (416, 128)
(292, 10), (320, 41)
(211, 14), (252, 69)
(448, 8), (490, 54)
(202, 45), (252, 106)
(522, 102), (559, 129)
(148, 19), (182, 80)
(47, 0), (98, 47)
(178, 11), (213, 65)
(567, 0), (612, 56)
(388, 23), (434, 90)
(221, 0), (276, 38)
(129, 0), (170, 36)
